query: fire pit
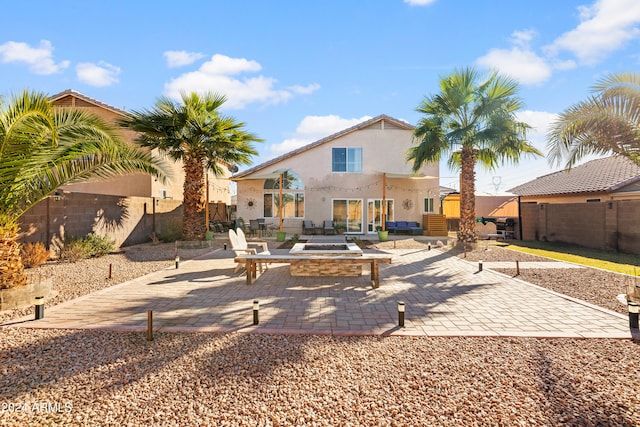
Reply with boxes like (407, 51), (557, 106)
(288, 242), (363, 276)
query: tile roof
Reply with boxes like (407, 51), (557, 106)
(508, 156), (640, 196)
(49, 89), (129, 116)
(232, 114), (414, 179)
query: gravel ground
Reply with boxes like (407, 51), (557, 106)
(1, 239), (640, 426)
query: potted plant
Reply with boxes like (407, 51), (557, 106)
(276, 231), (287, 242)
(376, 226), (388, 242)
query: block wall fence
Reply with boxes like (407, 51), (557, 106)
(18, 193), (184, 250)
(520, 200), (640, 254)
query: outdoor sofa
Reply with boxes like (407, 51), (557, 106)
(385, 221), (423, 235)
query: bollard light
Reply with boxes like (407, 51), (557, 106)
(253, 300), (259, 325)
(34, 296), (44, 320)
(147, 310), (153, 341)
(629, 302), (639, 329)
(479, 260), (483, 272)
(398, 301), (405, 327)
(428, 242), (431, 251)
(224, 242), (227, 250)
(175, 255), (180, 269)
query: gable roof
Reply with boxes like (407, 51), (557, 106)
(508, 156), (640, 196)
(49, 89), (128, 116)
(232, 114), (414, 179)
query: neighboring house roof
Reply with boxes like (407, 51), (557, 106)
(508, 156), (640, 196)
(49, 89), (129, 116)
(232, 114), (414, 179)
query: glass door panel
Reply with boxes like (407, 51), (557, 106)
(367, 199), (394, 233)
(347, 200), (362, 233)
(332, 199), (362, 234)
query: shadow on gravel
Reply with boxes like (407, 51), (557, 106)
(533, 347), (632, 426)
(0, 328), (313, 407)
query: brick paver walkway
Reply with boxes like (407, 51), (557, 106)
(5, 248), (632, 338)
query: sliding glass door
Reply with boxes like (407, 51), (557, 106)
(332, 199), (363, 234)
(367, 199), (394, 233)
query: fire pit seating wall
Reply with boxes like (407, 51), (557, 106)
(385, 221), (423, 235)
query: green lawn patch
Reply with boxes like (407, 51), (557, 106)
(504, 240), (640, 276)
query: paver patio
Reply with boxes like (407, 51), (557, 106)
(4, 247), (633, 338)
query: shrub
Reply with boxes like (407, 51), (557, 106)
(20, 242), (50, 268)
(156, 219), (183, 243)
(60, 233), (115, 261)
(84, 233), (116, 256)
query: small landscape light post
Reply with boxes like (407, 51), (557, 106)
(175, 255), (180, 269)
(398, 301), (405, 327)
(34, 296), (44, 320)
(478, 259), (483, 272)
(253, 300), (259, 325)
(629, 302), (639, 329)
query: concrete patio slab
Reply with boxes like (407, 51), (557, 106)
(4, 247), (633, 339)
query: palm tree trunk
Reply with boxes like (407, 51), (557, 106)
(459, 148), (477, 243)
(0, 224), (28, 289)
(182, 156), (206, 240)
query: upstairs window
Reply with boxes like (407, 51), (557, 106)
(332, 147), (362, 172)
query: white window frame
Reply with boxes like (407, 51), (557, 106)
(423, 197), (435, 213)
(332, 147), (363, 173)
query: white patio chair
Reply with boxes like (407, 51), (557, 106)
(229, 228), (270, 273)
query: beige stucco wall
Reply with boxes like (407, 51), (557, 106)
(235, 122), (439, 234)
(55, 94), (231, 203)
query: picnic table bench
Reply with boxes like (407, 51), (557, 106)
(233, 254), (392, 288)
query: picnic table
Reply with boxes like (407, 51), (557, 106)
(233, 253), (392, 288)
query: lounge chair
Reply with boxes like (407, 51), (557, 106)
(323, 220), (336, 235)
(229, 228), (270, 273)
(303, 220), (315, 234)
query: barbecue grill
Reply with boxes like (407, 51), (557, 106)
(495, 217), (515, 239)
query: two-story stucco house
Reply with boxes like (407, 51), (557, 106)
(50, 89), (233, 204)
(232, 115), (439, 235)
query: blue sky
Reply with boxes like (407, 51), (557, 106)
(2, 0), (640, 194)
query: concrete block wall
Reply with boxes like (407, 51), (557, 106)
(519, 199), (640, 254)
(18, 193), (183, 249)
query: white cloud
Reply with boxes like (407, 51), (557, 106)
(545, 0), (640, 64)
(76, 61), (121, 87)
(477, 0), (640, 85)
(288, 83), (322, 95)
(0, 40), (69, 75)
(164, 53), (320, 109)
(403, 0), (436, 5)
(163, 50), (206, 67)
(476, 46), (552, 85)
(516, 110), (558, 145)
(269, 115), (372, 156)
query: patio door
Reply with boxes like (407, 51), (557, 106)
(367, 199), (394, 233)
(332, 199), (362, 234)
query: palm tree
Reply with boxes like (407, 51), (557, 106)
(0, 90), (171, 289)
(548, 72), (640, 168)
(408, 67), (541, 243)
(121, 92), (261, 240)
